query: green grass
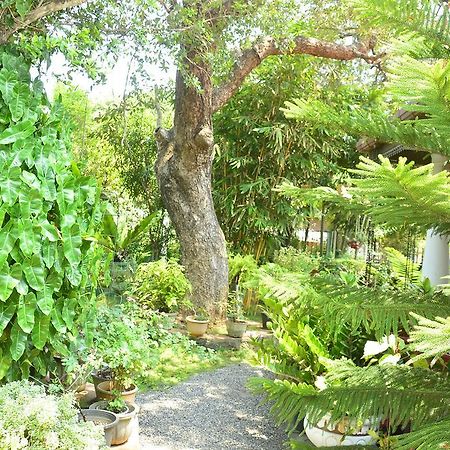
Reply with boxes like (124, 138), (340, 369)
(138, 335), (255, 391)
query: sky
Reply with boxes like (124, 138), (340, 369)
(42, 52), (175, 103)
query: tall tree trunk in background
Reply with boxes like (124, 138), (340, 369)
(152, 17), (378, 321)
(155, 59), (228, 320)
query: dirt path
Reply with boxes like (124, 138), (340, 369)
(136, 363), (288, 450)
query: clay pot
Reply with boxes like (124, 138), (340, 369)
(96, 380), (138, 403)
(89, 400), (138, 445)
(91, 369), (112, 398)
(78, 409), (118, 446)
(186, 316), (209, 337)
(226, 319), (247, 338)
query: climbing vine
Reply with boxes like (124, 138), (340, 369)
(0, 49), (106, 380)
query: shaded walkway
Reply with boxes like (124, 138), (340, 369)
(137, 363), (288, 450)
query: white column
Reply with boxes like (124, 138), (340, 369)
(422, 153), (449, 286)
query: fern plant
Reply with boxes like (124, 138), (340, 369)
(253, 1), (450, 446)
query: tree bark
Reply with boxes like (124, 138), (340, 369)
(155, 59), (228, 320)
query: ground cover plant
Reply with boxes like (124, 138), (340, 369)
(0, 380), (104, 449)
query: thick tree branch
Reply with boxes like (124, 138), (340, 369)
(0, 0), (86, 44)
(212, 35), (381, 112)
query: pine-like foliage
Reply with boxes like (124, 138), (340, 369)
(257, 269), (450, 341)
(283, 15), (450, 156)
(255, 2), (450, 446)
(279, 155), (450, 235)
(250, 360), (450, 433)
(349, 0), (450, 52)
(408, 314), (450, 364)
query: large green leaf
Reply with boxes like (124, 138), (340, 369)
(39, 219), (59, 242)
(65, 263), (82, 286)
(0, 262), (20, 302)
(36, 287), (54, 315)
(0, 351), (11, 380)
(0, 300), (16, 333)
(31, 313), (50, 350)
(62, 297), (77, 329)
(0, 120), (35, 145)
(62, 223), (82, 267)
(0, 166), (21, 205)
(17, 292), (36, 333)
(42, 240), (56, 269)
(0, 68), (16, 103)
(51, 304), (66, 333)
(22, 255), (46, 291)
(17, 217), (36, 256)
(9, 83), (30, 122)
(0, 222), (18, 266)
(10, 321), (27, 361)
(18, 188), (43, 218)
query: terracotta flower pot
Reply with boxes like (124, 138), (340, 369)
(96, 380), (138, 403)
(186, 316), (209, 337)
(78, 409), (118, 446)
(89, 400), (138, 445)
(226, 319), (247, 338)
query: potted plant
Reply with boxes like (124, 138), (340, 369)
(186, 308), (209, 337)
(226, 288), (248, 338)
(89, 397), (139, 445)
(94, 306), (158, 402)
(78, 409), (119, 446)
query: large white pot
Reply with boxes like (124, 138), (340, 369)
(304, 415), (377, 447)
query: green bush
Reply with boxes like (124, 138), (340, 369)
(0, 51), (106, 380)
(93, 306), (158, 389)
(0, 381), (105, 449)
(129, 258), (191, 313)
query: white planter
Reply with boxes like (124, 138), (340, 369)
(304, 415), (377, 447)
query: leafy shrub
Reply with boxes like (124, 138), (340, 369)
(93, 306), (159, 389)
(129, 258), (191, 313)
(273, 247), (319, 273)
(0, 51), (106, 380)
(0, 381), (105, 449)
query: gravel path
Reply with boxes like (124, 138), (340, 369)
(136, 363), (288, 450)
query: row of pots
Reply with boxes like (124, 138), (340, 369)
(79, 373), (140, 446)
(186, 316), (248, 338)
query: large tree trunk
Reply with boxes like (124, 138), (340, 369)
(155, 64), (228, 320)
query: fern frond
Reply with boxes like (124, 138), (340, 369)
(393, 418), (450, 450)
(349, 0), (450, 51)
(350, 158), (450, 234)
(250, 362), (450, 433)
(309, 279), (450, 340)
(408, 314), (450, 364)
(283, 95), (450, 156)
(384, 247), (421, 285)
(278, 156), (450, 234)
(257, 267), (450, 340)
